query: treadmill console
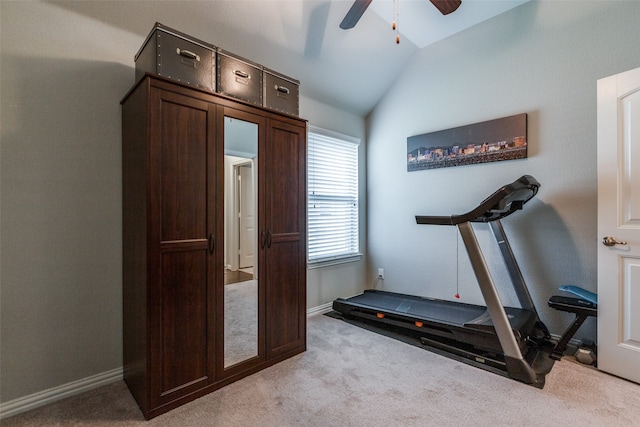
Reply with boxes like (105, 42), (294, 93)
(416, 175), (540, 225)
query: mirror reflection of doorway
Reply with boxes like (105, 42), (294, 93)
(224, 158), (256, 285)
(223, 116), (258, 368)
(237, 163), (254, 272)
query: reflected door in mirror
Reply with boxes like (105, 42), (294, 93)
(223, 116), (259, 368)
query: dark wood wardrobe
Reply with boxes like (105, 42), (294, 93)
(122, 74), (306, 419)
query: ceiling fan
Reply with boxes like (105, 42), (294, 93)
(339, 0), (462, 30)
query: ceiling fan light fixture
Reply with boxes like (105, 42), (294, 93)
(430, 0), (462, 16)
(339, 0), (462, 45)
(393, 0), (400, 44)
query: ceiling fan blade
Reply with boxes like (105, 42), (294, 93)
(430, 0), (462, 15)
(339, 0), (373, 30)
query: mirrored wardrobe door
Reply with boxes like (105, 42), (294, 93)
(223, 114), (259, 369)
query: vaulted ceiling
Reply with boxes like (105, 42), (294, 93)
(50, 0), (528, 116)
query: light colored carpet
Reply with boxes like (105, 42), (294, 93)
(3, 314), (640, 426)
(224, 279), (258, 367)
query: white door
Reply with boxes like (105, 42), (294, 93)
(597, 66), (640, 384)
(238, 163), (255, 269)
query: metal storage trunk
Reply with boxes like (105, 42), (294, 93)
(263, 68), (300, 116)
(216, 49), (263, 106)
(135, 23), (216, 92)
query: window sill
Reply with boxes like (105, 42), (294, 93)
(308, 254), (363, 269)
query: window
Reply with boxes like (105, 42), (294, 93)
(307, 126), (360, 266)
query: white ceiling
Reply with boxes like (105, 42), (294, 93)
(369, 0), (528, 48)
(50, 0), (529, 116)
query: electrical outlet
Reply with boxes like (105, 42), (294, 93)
(377, 268), (384, 279)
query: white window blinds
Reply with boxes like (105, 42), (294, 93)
(307, 126), (360, 264)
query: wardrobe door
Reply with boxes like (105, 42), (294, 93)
(262, 119), (307, 359)
(148, 87), (218, 409)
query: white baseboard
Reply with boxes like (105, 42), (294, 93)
(307, 301), (333, 317)
(1, 303), (332, 420)
(0, 367), (123, 420)
(0, 315), (587, 421)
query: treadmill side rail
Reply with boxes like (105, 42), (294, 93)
(456, 221), (521, 358)
(489, 221), (537, 314)
(505, 356), (540, 386)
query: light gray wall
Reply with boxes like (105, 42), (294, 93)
(1, 1), (137, 403)
(366, 1), (640, 343)
(300, 96), (367, 309)
(0, 2), (364, 404)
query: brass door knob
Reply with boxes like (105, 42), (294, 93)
(602, 236), (627, 247)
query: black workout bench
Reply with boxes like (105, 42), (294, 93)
(547, 286), (597, 361)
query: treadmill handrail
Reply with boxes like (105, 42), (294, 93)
(415, 175), (540, 225)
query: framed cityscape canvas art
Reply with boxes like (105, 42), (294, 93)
(407, 114), (527, 172)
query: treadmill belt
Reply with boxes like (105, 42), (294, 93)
(342, 291), (487, 326)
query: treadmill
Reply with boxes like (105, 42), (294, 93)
(332, 175), (555, 387)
